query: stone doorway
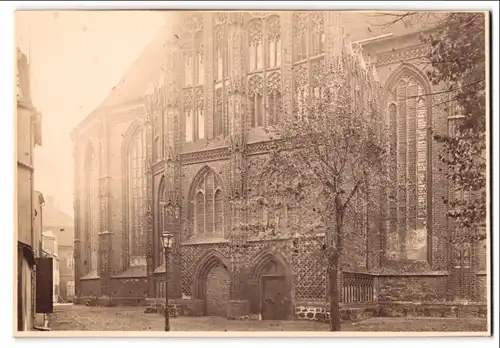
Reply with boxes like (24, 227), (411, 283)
(261, 275), (289, 320)
(205, 263), (230, 316)
(192, 251), (231, 317)
(249, 252), (292, 320)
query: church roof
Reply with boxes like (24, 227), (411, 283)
(94, 25), (168, 110)
(343, 12), (443, 43)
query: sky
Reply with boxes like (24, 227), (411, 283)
(15, 10), (165, 216)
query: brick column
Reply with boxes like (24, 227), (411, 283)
(97, 117), (113, 303)
(73, 239), (82, 301)
(157, 22), (183, 300)
(145, 108), (155, 299)
(98, 231), (113, 304)
(226, 12), (250, 318)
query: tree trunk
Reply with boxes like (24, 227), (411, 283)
(328, 202), (344, 331)
(328, 255), (341, 331)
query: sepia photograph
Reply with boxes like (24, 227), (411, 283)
(11, 4), (494, 339)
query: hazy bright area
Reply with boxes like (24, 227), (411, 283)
(15, 11), (166, 216)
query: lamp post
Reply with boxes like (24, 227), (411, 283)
(161, 231), (174, 331)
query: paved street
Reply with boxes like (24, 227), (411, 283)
(49, 305), (488, 332)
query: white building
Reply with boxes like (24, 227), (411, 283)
(41, 231), (60, 303)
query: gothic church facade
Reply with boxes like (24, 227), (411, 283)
(71, 11), (486, 319)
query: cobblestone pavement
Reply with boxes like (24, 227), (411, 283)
(49, 305), (489, 332)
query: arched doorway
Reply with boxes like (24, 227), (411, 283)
(249, 251), (291, 320)
(205, 262), (230, 316)
(193, 251), (230, 317)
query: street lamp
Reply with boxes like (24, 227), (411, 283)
(161, 232), (174, 331)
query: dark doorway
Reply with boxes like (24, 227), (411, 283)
(261, 275), (290, 320)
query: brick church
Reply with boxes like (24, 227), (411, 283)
(71, 11), (487, 319)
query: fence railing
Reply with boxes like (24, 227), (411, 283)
(342, 272), (375, 304)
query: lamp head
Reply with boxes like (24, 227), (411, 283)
(162, 232), (174, 249)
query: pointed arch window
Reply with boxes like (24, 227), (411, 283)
(248, 19), (264, 72)
(266, 16), (281, 69)
(214, 25), (228, 82)
(184, 28), (205, 143)
(268, 71), (282, 126)
(292, 12), (326, 117)
(85, 145), (98, 273)
(126, 127), (147, 266)
(189, 167), (225, 237)
(293, 12), (325, 62)
(195, 31), (204, 85)
(385, 69), (431, 262)
(184, 51), (193, 87)
(248, 75), (264, 128)
(246, 15), (283, 130)
(311, 13), (325, 57)
(213, 24), (230, 139)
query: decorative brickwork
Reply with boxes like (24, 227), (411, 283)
(180, 243), (230, 297)
(376, 44), (430, 67)
(292, 237), (327, 301)
(71, 12), (487, 311)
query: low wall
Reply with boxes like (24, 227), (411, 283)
(377, 301), (488, 318)
(294, 302), (377, 322)
(145, 298), (205, 317)
(377, 274), (449, 302)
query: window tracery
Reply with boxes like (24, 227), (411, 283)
(267, 71), (282, 125)
(195, 31), (204, 85)
(266, 16), (281, 69)
(292, 11), (326, 116)
(292, 12), (325, 62)
(126, 127), (147, 266)
(182, 16), (205, 144)
(246, 14), (282, 129)
(248, 19), (264, 72)
(189, 167), (224, 236)
(248, 74), (265, 127)
(213, 21), (230, 138)
(386, 70), (430, 262)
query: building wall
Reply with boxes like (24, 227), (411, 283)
(16, 48), (43, 331)
(17, 105), (35, 248)
(71, 12), (487, 311)
(43, 195), (75, 302)
(58, 246), (74, 301)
